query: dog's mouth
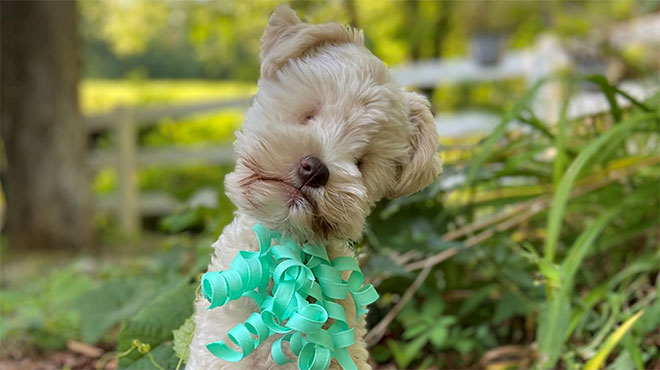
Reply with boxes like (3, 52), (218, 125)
(269, 179), (311, 207)
(234, 161), (346, 240)
(239, 172), (312, 207)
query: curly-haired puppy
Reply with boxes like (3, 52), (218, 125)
(187, 5), (441, 370)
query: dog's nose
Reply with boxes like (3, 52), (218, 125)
(298, 155), (329, 188)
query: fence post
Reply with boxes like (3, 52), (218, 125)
(115, 106), (140, 235)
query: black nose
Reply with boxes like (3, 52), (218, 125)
(298, 155), (329, 188)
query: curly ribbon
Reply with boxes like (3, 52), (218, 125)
(201, 223), (379, 370)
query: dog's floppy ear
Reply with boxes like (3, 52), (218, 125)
(259, 5), (302, 66)
(388, 92), (442, 198)
(259, 5), (363, 78)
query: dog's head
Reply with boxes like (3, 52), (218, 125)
(226, 5), (441, 242)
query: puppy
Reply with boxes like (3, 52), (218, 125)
(187, 5), (441, 370)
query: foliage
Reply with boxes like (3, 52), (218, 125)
(0, 236), (210, 364)
(172, 317), (196, 364)
(363, 77), (659, 369)
(3, 0), (659, 367)
(0, 268), (92, 350)
(117, 280), (196, 367)
(78, 0), (657, 80)
(3, 74), (659, 369)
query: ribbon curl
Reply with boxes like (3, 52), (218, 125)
(202, 223), (379, 370)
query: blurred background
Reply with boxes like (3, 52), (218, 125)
(1, 0), (659, 369)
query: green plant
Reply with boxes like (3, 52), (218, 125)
(364, 75), (660, 368)
(2, 75), (657, 369)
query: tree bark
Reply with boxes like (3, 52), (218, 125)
(1, 0), (92, 249)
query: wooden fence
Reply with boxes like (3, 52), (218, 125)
(87, 14), (659, 234)
(88, 99), (249, 234)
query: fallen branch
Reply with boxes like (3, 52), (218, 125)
(365, 258), (434, 346)
(404, 155), (658, 272)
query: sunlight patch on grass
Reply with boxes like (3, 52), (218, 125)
(80, 79), (257, 115)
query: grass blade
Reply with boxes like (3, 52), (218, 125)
(537, 187), (650, 369)
(465, 79), (545, 188)
(537, 205), (621, 369)
(553, 79), (573, 187)
(585, 74), (652, 113)
(583, 310), (644, 370)
(543, 112), (653, 262)
(621, 334), (644, 370)
(585, 75), (622, 121)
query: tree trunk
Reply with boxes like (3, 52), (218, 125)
(1, 0), (92, 249)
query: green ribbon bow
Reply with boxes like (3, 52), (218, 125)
(201, 223), (379, 370)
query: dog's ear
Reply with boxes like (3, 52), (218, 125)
(388, 92), (442, 198)
(259, 5), (302, 66)
(259, 5), (363, 78)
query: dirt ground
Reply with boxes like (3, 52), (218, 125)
(0, 341), (116, 370)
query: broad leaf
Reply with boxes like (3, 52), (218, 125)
(172, 315), (196, 364)
(118, 281), (196, 367)
(75, 278), (158, 344)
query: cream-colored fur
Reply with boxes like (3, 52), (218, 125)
(187, 5), (441, 370)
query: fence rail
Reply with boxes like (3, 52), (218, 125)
(88, 98), (252, 132)
(90, 146), (236, 168)
(87, 98), (249, 233)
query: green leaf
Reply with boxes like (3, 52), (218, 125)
(429, 326), (448, 348)
(75, 278), (157, 344)
(370, 344), (392, 363)
(585, 75), (622, 121)
(621, 333), (644, 370)
(585, 74), (651, 113)
(634, 296), (660, 336)
(584, 310), (644, 370)
(124, 342), (180, 370)
(402, 324), (428, 340)
(465, 79), (545, 188)
(537, 295), (571, 369)
(118, 281), (196, 368)
(160, 209), (203, 233)
(420, 296), (444, 318)
(518, 109), (555, 140)
(438, 316), (457, 326)
(457, 284), (496, 318)
(543, 112), (653, 262)
(553, 79), (573, 187)
(172, 315), (195, 364)
(538, 259), (561, 289)
(567, 283), (608, 337)
(537, 188), (650, 369)
(387, 333), (430, 369)
(494, 291), (534, 323)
